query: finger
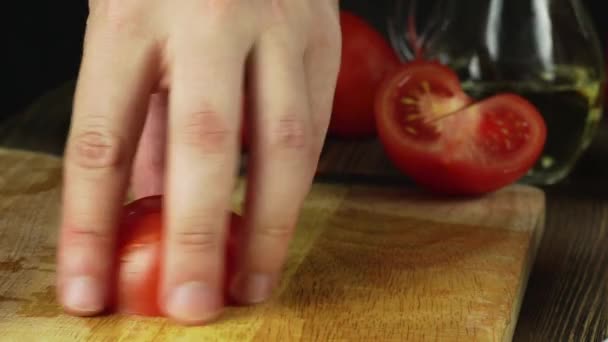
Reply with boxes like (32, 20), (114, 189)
(163, 31), (247, 324)
(304, 13), (342, 154)
(131, 92), (168, 199)
(58, 24), (157, 315)
(229, 32), (315, 304)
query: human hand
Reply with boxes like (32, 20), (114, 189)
(57, 0), (341, 325)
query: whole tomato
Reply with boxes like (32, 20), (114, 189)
(329, 11), (401, 139)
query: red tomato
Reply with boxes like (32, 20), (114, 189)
(111, 195), (241, 317)
(329, 11), (401, 139)
(375, 61), (547, 195)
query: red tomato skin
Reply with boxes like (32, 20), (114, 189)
(379, 130), (544, 196)
(111, 196), (242, 317)
(108, 196), (162, 316)
(375, 62), (547, 195)
(329, 11), (401, 139)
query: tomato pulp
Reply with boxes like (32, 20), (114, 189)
(329, 11), (401, 138)
(111, 195), (241, 317)
(375, 61), (547, 195)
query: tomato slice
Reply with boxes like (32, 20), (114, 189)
(111, 196), (241, 317)
(375, 61), (547, 195)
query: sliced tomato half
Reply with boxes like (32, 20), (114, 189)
(375, 61), (547, 195)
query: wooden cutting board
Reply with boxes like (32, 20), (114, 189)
(0, 147), (545, 341)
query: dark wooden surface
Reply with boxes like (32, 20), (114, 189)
(3, 76), (608, 341)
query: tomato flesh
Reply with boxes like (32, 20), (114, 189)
(111, 196), (241, 317)
(477, 99), (535, 157)
(389, 62), (472, 142)
(375, 62), (547, 195)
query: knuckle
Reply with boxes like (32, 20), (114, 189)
(62, 225), (113, 249)
(173, 215), (222, 254)
(267, 114), (310, 152)
(174, 230), (221, 254)
(180, 110), (234, 154)
(68, 123), (123, 170)
(256, 222), (295, 241)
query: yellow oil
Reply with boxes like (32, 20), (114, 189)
(460, 65), (604, 185)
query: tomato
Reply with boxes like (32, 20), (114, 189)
(375, 61), (547, 195)
(111, 196), (163, 316)
(329, 11), (401, 139)
(111, 195), (241, 317)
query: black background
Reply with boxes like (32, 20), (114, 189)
(4, 0), (607, 119)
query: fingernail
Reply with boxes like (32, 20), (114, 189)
(166, 282), (221, 324)
(233, 273), (275, 304)
(64, 276), (104, 314)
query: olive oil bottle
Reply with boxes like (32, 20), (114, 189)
(461, 66), (603, 185)
(387, 0), (606, 185)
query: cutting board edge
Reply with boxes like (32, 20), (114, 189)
(502, 200), (546, 342)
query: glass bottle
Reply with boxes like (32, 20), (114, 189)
(387, 0), (605, 185)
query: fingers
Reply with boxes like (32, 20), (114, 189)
(58, 25), (157, 315)
(131, 92), (168, 199)
(229, 32), (315, 304)
(163, 29), (248, 324)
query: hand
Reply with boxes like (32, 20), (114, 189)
(57, 0), (341, 325)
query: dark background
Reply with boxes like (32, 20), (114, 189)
(4, 0), (607, 120)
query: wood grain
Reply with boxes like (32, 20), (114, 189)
(0, 148), (544, 341)
(512, 187), (608, 342)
